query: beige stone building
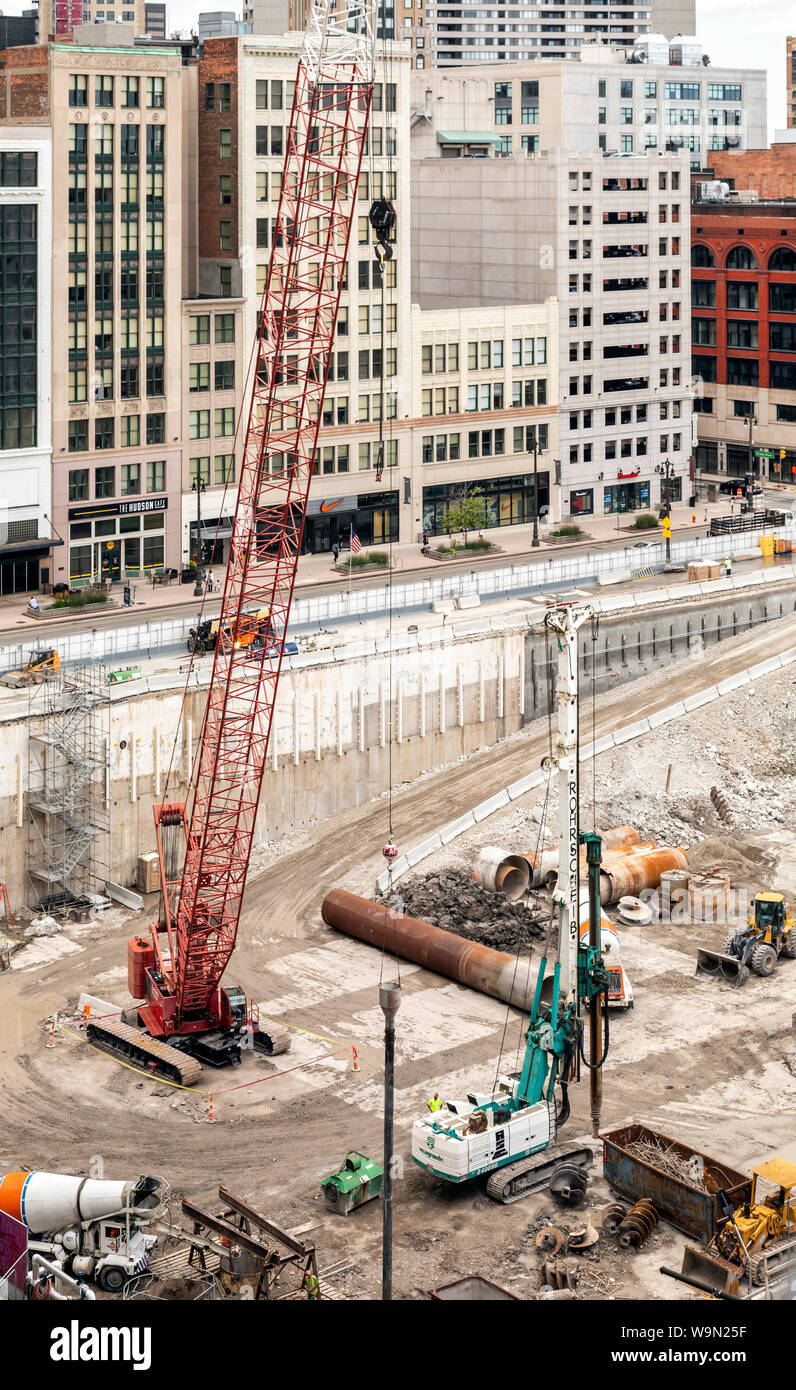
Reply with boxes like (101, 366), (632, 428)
(0, 39), (187, 582)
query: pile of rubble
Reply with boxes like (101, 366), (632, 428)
(386, 871), (545, 951)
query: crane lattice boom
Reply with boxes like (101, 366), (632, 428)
(151, 0), (377, 1028)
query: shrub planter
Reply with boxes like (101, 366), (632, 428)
(429, 543), (502, 561)
(547, 531), (593, 544)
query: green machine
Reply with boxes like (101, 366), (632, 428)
(107, 666), (142, 685)
(322, 1152), (384, 1215)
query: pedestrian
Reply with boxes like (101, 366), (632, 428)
(422, 529), (429, 547)
(332, 542), (340, 564)
(206, 569), (213, 593)
(724, 556), (732, 579)
(427, 1091), (443, 1113)
(27, 595), (40, 614)
(303, 1267), (319, 1300)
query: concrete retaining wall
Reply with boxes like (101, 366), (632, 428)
(4, 565), (795, 908)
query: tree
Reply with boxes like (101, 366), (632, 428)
(443, 486), (488, 547)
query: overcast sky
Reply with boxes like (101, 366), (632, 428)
(2, 1), (791, 137)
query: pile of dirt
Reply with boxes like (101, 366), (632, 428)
(686, 834), (776, 883)
(386, 870), (545, 952)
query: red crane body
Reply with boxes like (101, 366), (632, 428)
(127, 2), (378, 1064)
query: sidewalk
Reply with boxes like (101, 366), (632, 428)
(5, 491), (794, 634)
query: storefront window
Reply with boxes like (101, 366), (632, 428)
(421, 472), (549, 537)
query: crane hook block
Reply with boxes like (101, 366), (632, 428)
(369, 198), (396, 259)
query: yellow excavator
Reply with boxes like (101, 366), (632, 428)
(0, 647), (61, 689)
(681, 1158), (796, 1294)
(695, 891), (796, 987)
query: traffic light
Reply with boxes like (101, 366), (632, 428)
(781, 449), (787, 460)
(661, 516), (672, 540)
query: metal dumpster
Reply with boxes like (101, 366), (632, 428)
(602, 1123), (752, 1244)
(429, 1275), (520, 1301)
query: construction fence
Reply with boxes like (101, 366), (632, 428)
(0, 525), (793, 677)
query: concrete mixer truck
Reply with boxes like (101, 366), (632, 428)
(0, 1171), (164, 1293)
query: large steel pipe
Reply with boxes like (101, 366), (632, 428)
(321, 889), (537, 1012)
(599, 847), (688, 906)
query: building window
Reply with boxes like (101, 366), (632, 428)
(121, 76), (139, 108)
(147, 460), (165, 493)
(214, 453), (235, 485)
(95, 465), (115, 497)
(189, 456), (210, 486)
(95, 75), (114, 108)
(190, 409), (210, 439)
(189, 362), (210, 392)
(189, 314), (210, 346)
(215, 360), (235, 391)
(204, 82), (215, 111)
(69, 468), (89, 501)
(218, 82), (231, 113)
(146, 412), (165, 444)
(219, 129), (231, 159)
(214, 407), (234, 437)
(69, 74), (88, 107)
(146, 77), (165, 110)
(215, 314), (235, 344)
(219, 176), (231, 205)
(121, 459), (140, 493)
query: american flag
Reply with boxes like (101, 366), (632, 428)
(350, 526), (362, 554)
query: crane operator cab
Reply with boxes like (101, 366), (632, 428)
(220, 986), (247, 1030)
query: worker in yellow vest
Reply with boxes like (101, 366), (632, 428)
(303, 1267), (319, 1300)
(427, 1092), (443, 1113)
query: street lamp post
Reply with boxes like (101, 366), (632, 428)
(655, 458), (674, 561)
(531, 432), (540, 547)
(746, 411), (759, 511)
(192, 476), (207, 597)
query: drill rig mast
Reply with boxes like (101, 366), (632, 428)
(411, 603), (610, 1202)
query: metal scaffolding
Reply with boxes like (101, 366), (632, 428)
(26, 664), (111, 914)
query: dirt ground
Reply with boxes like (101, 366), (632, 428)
(2, 613), (795, 1301)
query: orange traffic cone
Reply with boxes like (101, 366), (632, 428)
(208, 1093), (214, 1124)
(46, 1018), (56, 1049)
(352, 1046), (360, 1072)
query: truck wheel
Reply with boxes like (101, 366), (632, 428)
(750, 943), (777, 977)
(98, 1265), (126, 1293)
(783, 932), (796, 959)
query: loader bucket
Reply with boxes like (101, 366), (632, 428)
(695, 949), (748, 988)
(681, 1244), (741, 1297)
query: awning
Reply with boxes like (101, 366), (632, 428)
(436, 130), (501, 147)
(0, 537), (64, 556)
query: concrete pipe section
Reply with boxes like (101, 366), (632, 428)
(321, 888), (537, 1012)
(472, 847), (531, 900)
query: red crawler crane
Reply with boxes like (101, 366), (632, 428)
(88, 0), (382, 1083)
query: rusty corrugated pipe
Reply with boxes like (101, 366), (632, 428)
(321, 889), (537, 1012)
(599, 847), (689, 906)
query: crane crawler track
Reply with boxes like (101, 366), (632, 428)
(86, 1017), (202, 1087)
(486, 1143), (594, 1205)
(253, 1023), (292, 1057)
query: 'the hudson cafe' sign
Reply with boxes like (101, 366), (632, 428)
(68, 497), (168, 522)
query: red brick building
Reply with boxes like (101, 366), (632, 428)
(691, 197), (796, 488)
